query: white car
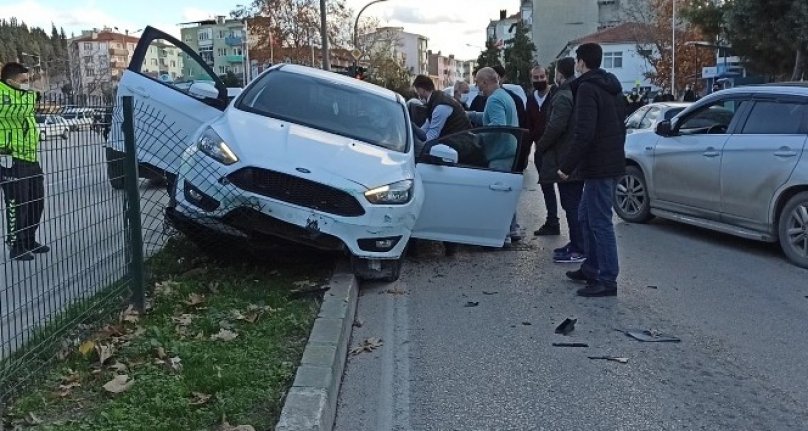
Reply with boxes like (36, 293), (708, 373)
(35, 115), (70, 140)
(61, 108), (95, 131)
(625, 102), (691, 134)
(109, 27), (526, 281)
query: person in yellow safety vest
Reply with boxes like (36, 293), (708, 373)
(0, 62), (48, 261)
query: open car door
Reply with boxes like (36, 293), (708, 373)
(106, 26), (229, 189)
(412, 127), (525, 247)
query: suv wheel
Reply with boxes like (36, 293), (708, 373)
(614, 165), (653, 223)
(778, 191), (808, 269)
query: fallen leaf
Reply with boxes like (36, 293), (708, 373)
(293, 280), (317, 289)
(385, 287), (407, 295)
(108, 361), (128, 372)
(103, 374), (134, 394)
(119, 305), (140, 324)
(56, 381), (81, 397)
(215, 365), (223, 379)
(189, 391), (211, 406)
(168, 356), (183, 372)
(61, 369), (80, 384)
(172, 314), (195, 327)
(181, 267), (208, 278)
(210, 328), (239, 342)
(154, 280), (179, 296)
(208, 282), (221, 294)
(185, 293), (206, 306)
(219, 320), (234, 330)
(26, 412), (43, 425)
(350, 337), (383, 355)
(156, 346), (167, 360)
(195, 332), (205, 340)
(78, 340), (96, 356)
(219, 421), (256, 431)
(96, 344), (114, 365)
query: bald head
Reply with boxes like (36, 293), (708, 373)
(475, 67), (500, 97)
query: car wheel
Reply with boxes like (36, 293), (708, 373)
(614, 165), (653, 223)
(351, 256), (402, 282)
(777, 191), (808, 269)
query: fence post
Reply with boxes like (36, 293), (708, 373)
(122, 96), (146, 311)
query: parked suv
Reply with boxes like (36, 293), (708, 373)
(615, 84), (808, 269)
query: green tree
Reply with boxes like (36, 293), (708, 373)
(220, 71), (243, 87)
(475, 39), (502, 71)
(725, 0), (808, 80)
(503, 23), (535, 89)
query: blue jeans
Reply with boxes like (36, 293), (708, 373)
(578, 178), (619, 286)
(558, 181), (584, 254)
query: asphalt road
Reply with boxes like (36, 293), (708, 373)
(335, 167), (808, 431)
(0, 129), (168, 358)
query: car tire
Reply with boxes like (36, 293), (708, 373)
(777, 191), (808, 269)
(106, 147), (126, 190)
(351, 256), (402, 282)
(614, 165), (653, 223)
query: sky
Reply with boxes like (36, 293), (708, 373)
(0, 0), (518, 60)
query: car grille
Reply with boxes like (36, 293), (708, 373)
(222, 207), (345, 251)
(227, 167), (366, 217)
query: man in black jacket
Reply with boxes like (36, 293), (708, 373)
(413, 75), (471, 141)
(557, 43), (626, 297)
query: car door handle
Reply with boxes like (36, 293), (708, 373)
(126, 86), (150, 99)
(489, 183), (513, 192)
(774, 149), (797, 158)
(703, 148), (720, 158)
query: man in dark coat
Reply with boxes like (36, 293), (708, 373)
(526, 64), (560, 236)
(557, 43), (626, 297)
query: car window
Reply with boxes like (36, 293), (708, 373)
(237, 70), (408, 152)
(640, 107), (661, 129)
(625, 106), (648, 129)
(741, 101), (807, 135)
(664, 107), (685, 120)
(136, 38), (226, 101)
(679, 99), (747, 135)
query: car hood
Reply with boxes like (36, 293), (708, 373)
(213, 109), (414, 190)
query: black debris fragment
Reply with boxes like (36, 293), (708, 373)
(555, 318), (577, 335)
(464, 301), (479, 308)
(620, 329), (681, 343)
(552, 342), (589, 348)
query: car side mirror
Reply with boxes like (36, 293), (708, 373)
(189, 82), (220, 100)
(655, 120), (674, 137)
(429, 144), (459, 165)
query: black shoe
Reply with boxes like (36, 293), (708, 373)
(566, 268), (596, 283)
(534, 222), (561, 236)
(10, 248), (34, 261)
(576, 282), (617, 297)
(30, 242), (50, 254)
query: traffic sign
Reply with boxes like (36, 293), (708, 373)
(351, 49), (363, 61)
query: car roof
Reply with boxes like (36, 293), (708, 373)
(717, 84), (808, 97)
(275, 64), (402, 103)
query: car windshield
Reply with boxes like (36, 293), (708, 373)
(236, 70), (408, 152)
(664, 107), (685, 120)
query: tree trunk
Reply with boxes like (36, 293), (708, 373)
(791, 44), (806, 81)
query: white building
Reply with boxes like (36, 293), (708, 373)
(557, 23), (657, 92)
(532, 0), (599, 67)
(486, 10), (519, 54)
(142, 40), (184, 82)
(68, 29), (139, 98)
(455, 59), (476, 84)
(365, 27), (429, 76)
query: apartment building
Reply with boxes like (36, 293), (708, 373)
(427, 51), (457, 90)
(455, 59), (476, 84)
(365, 27), (429, 76)
(68, 29), (138, 97)
(142, 40), (184, 82)
(180, 16), (247, 82)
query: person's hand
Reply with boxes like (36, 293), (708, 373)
(557, 170), (569, 181)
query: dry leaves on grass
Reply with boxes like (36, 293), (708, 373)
(350, 337), (383, 356)
(55, 369), (82, 397)
(103, 374), (134, 394)
(219, 421), (256, 431)
(119, 305), (140, 324)
(210, 328), (239, 342)
(189, 392), (211, 406)
(95, 344), (114, 365)
(78, 340), (95, 356)
(292, 280), (317, 289)
(185, 293), (206, 307)
(232, 305), (274, 324)
(25, 412), (43, 425)
(154, 280), (180, 297)
(172, 314), (195, 327)
(108, 361), (128, 372)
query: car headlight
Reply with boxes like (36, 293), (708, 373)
(364, 180), (413, 205)
(197, 128), (238, 165)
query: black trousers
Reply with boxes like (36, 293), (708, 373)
(1, 159), (45, 250)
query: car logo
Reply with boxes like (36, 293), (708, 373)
(296, 168), (311, 174)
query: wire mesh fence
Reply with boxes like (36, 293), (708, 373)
(0, 93), (180, 403)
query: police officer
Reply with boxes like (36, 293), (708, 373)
(0, 62), (48, 261)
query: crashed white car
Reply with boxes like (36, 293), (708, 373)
(109, 27), (525, 281)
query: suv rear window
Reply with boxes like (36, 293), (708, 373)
(741, 101), (807, 135)
(236, 70), (408, 152)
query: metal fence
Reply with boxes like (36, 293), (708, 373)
(0, 94), (170, 403)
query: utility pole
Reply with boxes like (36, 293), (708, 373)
(671, 0), (676, 98)
(320, 0), (330, 70)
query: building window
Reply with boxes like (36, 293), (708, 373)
(219, 66), (226, 74)
(603, 51), (623, 68)
(217, 48), (227, 56)
(233, 48), (243, 56)
(84, 43), (93, 50)
(151, 59), (158, 66)
(218, 31), (225, 39)
(170, 60), (176, 67)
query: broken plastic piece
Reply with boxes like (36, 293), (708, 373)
(464, 301), (479, 307)
(621, 329), (681, 343)
(588, 356), (629, 364)
(552, 342), (588, 348)
(554, 318), (577, 335)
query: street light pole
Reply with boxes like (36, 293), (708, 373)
(671, 0), (676, 98)
(353, 0), (389, 69)
(320, 0), (330, 70)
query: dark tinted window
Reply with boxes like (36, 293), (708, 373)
(679, 99), (746, 135)
(664, 107), (685, 120)
(237, 70), (408, 152)
(625, 106), (648, 129)
(741, 101), (806, 135)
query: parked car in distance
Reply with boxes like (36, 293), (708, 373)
(61, 108), (95, 131)
(625, 102), (691, 134)
(110, 26), (527, 282)
(35, 115), (70, 140)
(615, 84), (808, 269)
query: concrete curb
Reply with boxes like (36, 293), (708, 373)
(275, 263), (358, 431)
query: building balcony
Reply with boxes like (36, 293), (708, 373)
(225, 36), (243, 46)
(226, 55), (244, 63)
(109, 48), (128, 57)
(198, 39), (213, 48)
(110, 61), (127, 69)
